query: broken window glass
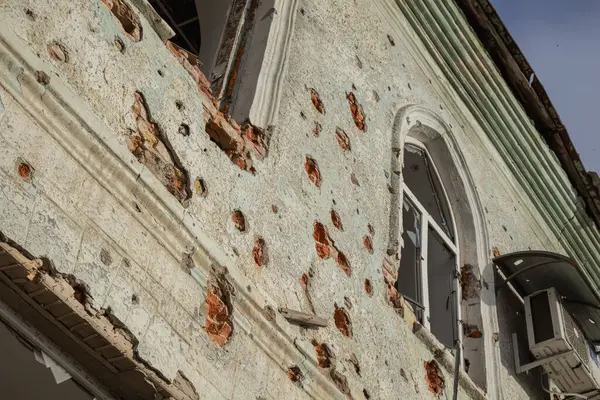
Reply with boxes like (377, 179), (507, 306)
(403, 144), (454, 240)
(427, 228), (458, 348)
(397, 198), (424, 321)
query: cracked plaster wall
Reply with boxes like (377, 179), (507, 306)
(0, 0), (568, 399)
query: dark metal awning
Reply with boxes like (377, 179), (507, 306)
(494, 251), (600, 344)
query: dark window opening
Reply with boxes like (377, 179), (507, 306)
(403, 144), (454, 240)
(149, 0), (202, 55)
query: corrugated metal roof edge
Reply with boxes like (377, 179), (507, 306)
(454, 0), (600, 231)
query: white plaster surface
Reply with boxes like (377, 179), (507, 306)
(0, 0), (571, 399)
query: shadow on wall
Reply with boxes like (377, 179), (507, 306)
(491, 270), (546, 400)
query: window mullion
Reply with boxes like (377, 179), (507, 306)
(421, 214), (431, 329)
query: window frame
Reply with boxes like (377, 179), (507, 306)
(400, 136), (463, 350)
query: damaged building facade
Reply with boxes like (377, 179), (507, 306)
(1, 0), (600, 399)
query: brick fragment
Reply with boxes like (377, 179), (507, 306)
(334, 304), (352, 337)
(287, 366), (303, 383)
(231, 210), (246, 232)
(252, 237), (267, 268)
(424, 360), (445, 395)
(310, 88), (325, 114)
(305, 156), (322, 188)
(205, 282), (233, 346)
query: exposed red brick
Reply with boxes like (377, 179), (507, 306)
(129, 92), (190, 203)
(252, 237), (267, 268)
(460, 264), (482, 300)
(335, 128), (351, 151)
(363, 236), (373, 254)
(330, 369), (351, 395)
(299, 272), (316, 313)
(312, 341), (334, 369)
(205, 114), (256, 174)
(231, 210), (246, 232)
(299, 273), (309, 290)
(313, 221), (332, 259)
(331, 209), (343, 231)
(305, 156), (322, 188)
(350, 173), (360, 186)
(347, 92), (366, 131)
(464, 324), (483, 338)
(364, 279), (373, 297)
(334, 304), (352, 337)
(17, 162), (31, 181)
(336, 251), (351, 277)
(310, 88), (325, 114)
(368, 224), (375, 236)
(100, 0), (142, 42)
(313, 121), (322, 137)
(287, 366), (303, 383)
(205, 282), (232, 346)
(383, 268), (402, 311)
(424, 360), (445, 395)
(240, 121), (270, 159)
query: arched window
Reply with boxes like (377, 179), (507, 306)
(397, 137), (460, 349)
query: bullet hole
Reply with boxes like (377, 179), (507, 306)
(131, 294), (139, 304)
(492, 247), (501, 257)
(373, 90), (380, 102)
(313, 221), (332, 259)
(178, 123), (190, 136)
(388, 86), (391, 91)
(262, 305), (276, 322)
(231, 210), (246, 232)
(464, 358), (471, 373)
(25, 8), (36, 20)
(352, 83), (357, 91)
(363, 236), (373, 254)
(344, 296), (353, 310)
(17, 162), (32, 181)
(305, 156), (322, 187)
(384, 360), (389, 366)
(408, 83), (412, 90)
(157, 69), (164, 77)
(252, 237), (267, 268)
(300, 111), (307, 119)
(334, 303), (352, 337)
(35, 71), (50, 86)
(287, 366), (303, 383)
(348, 353), (360, 375)
(175, 100), (184, 110)
(347, 92), (366, 131)
(332, 199), (336, 205)
(271, 205), (278, 214)
(330, 370), (351, 395)
(134, 203), (142, 213)
(368, 224), (375, 236)
(334, 128), (351, 152)
(356, 55), (363, 69)
(350, 173), (360, 186)
(502, 225), (507, 232)
(356, 208), (360, 215)
(100, 248), (113, 266)
(337, 252), (351, 277)
(100, 0), (143, 42)
(387, 34), (396, 46)
(246, 285), (251, 292)
(114, 36), (125, 53)
(313, 121), (322, 137)
(364, 279), (373, 297)
(310, 88), (325, 114)
(424, 360), (445, 395)
(484, 207), (488, 214)
(400, 368), (408, 381)
(363, 388), (371, 399)
(312, 341), (334, 368)
(299, 8), (305, 15)
(331, 209), (343, 231)
(47, 42), (68, 63)
(195, 178), (207, 197)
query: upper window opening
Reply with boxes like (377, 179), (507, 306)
(397, 141), (459, 349)
(403, 144), (454, 240)
(150, 0), (202, 55)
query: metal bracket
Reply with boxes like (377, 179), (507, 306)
(512, 333), (573, 374)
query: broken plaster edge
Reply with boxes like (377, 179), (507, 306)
(0, 26), (346, 400)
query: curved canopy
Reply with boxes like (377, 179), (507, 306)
(494, 251), (600, 344)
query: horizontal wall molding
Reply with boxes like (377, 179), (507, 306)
(0, 25), (344, 400)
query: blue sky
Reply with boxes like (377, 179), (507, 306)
(492, 0), (600, 172)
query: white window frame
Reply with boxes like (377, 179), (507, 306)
(401, 137), (463, 350)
